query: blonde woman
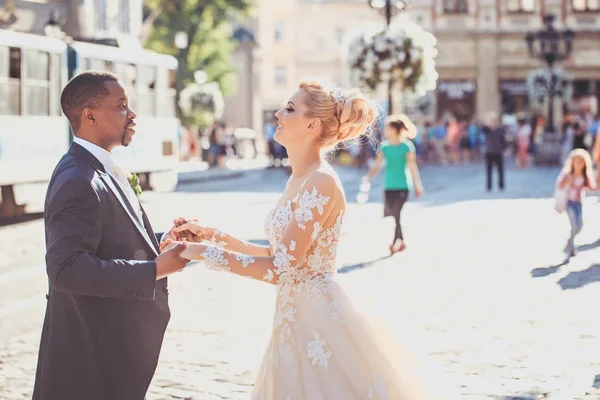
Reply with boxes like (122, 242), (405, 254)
(165, 80), (461, 399)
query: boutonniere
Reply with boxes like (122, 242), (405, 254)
(127, 173), (143, 196)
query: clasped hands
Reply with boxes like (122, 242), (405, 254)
(160, 217), (214, 252)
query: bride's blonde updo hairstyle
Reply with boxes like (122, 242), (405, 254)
(298, 79), (377, 148)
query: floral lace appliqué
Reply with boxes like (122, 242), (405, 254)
(306, 331), (332, 370)
(234, 253), (255, 268)
(209, 229), (228, 248)
(293, 187), (330, 230)
(368, 372), (389, 400)
(201, 245), (229, 271)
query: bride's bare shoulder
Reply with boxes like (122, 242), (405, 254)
(300, 165), (344, 199)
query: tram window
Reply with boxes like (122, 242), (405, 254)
(137, 65), (156, 116)
(0, 46), (21, 115)
(24, 50), (50, 116)
(155, 68), (176, 118)
(50, 53), (62, 116)
(79, 57), (90, 72)
(113, 62), (124, 77)
(122, 63), (137, 112)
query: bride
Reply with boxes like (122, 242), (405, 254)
(164, 80), (462, 399)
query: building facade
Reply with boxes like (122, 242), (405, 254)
(256, 0), (600, 126)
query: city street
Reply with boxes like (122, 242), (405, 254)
(1, 161), (599, 400)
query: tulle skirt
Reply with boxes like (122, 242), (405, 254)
(251, 279), (463, 399)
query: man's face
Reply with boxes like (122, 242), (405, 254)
(93, 80), (136, 151)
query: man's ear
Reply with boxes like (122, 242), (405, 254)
(82, 108), (96, 126)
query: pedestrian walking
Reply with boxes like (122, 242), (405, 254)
(555, 148), (596, 258)
(365, 114), (424, 254)
(483, 115), (507, 191)
(516, 117), (532, 168)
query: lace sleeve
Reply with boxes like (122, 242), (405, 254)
(180, 173), (342, 285)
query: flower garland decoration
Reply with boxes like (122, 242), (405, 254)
(526, 67), (573, 107)
(343, 20), (438, 97)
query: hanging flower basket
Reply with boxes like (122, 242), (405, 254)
(343, 19), (438, 97)
(178, 81), (225, 121)
(526, 67), (573, 107)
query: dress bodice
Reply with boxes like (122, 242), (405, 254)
(264, 195), (343, 280)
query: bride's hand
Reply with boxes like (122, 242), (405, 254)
(159, 238), (181, 253)
(172, 219), (215, 243)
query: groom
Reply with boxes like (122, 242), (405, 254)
(33, 71), (189, 400)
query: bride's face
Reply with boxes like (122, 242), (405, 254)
(274, 90), (317, 148)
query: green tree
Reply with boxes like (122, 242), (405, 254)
(143, 0), (253, 123)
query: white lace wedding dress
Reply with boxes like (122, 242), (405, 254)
(197, 166), (462, 399)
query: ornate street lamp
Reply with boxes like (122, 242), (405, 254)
(368, 0), (410, 26)
(367, 0), (410, 112)
(525, 14), (574, 133)
(44, 10), (65, 38)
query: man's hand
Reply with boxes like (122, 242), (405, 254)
(155, 241), (189, 280)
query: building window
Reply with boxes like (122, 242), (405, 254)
(572, 0), (600, 11)
(274, 22), (284, 42)
(507, 0), (535, 13)
(0, 46), (21, 115)
(275, 66), (286, 86)
(24, 50), (50, 116)
(444, 0), (469, 13)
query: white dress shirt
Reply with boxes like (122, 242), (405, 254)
(73, 137), (143, 220)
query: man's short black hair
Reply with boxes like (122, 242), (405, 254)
(60, 70), (120, 133)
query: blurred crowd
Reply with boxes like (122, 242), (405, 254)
(174, 111), (600, 172)
(177, 121), (260, 168)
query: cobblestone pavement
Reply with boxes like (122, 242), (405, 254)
(1, 162), (599, 399)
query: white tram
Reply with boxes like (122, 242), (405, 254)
(0, 29), (179, 218)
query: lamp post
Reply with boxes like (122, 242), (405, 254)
(525, 14), (574, 133)
(368, 0), (410, 113)
(44, 10), (65, 38)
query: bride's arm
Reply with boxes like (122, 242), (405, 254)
(171, 221), (271, 257)
(206, 229), (271, 257)
(180, 174), (341, 284)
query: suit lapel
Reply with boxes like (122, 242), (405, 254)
(100, 174), (159, 257)
(140, 204), (160, 251)
(69, 143), (159, 257)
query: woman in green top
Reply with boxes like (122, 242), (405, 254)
(366, 114), (424, 254)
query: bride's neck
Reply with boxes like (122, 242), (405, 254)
(287, 145), (323, 178)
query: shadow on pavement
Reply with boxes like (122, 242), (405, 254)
(337, 255), (391, 274)
(497, 393), (547, 400)
(557, 264), (600, 290)
(577, 238), (600, 252)
(0, 212), (44, 227)
(530, 259), (570, 278)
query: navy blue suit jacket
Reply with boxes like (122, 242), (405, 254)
(33, 142), (170, 400)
